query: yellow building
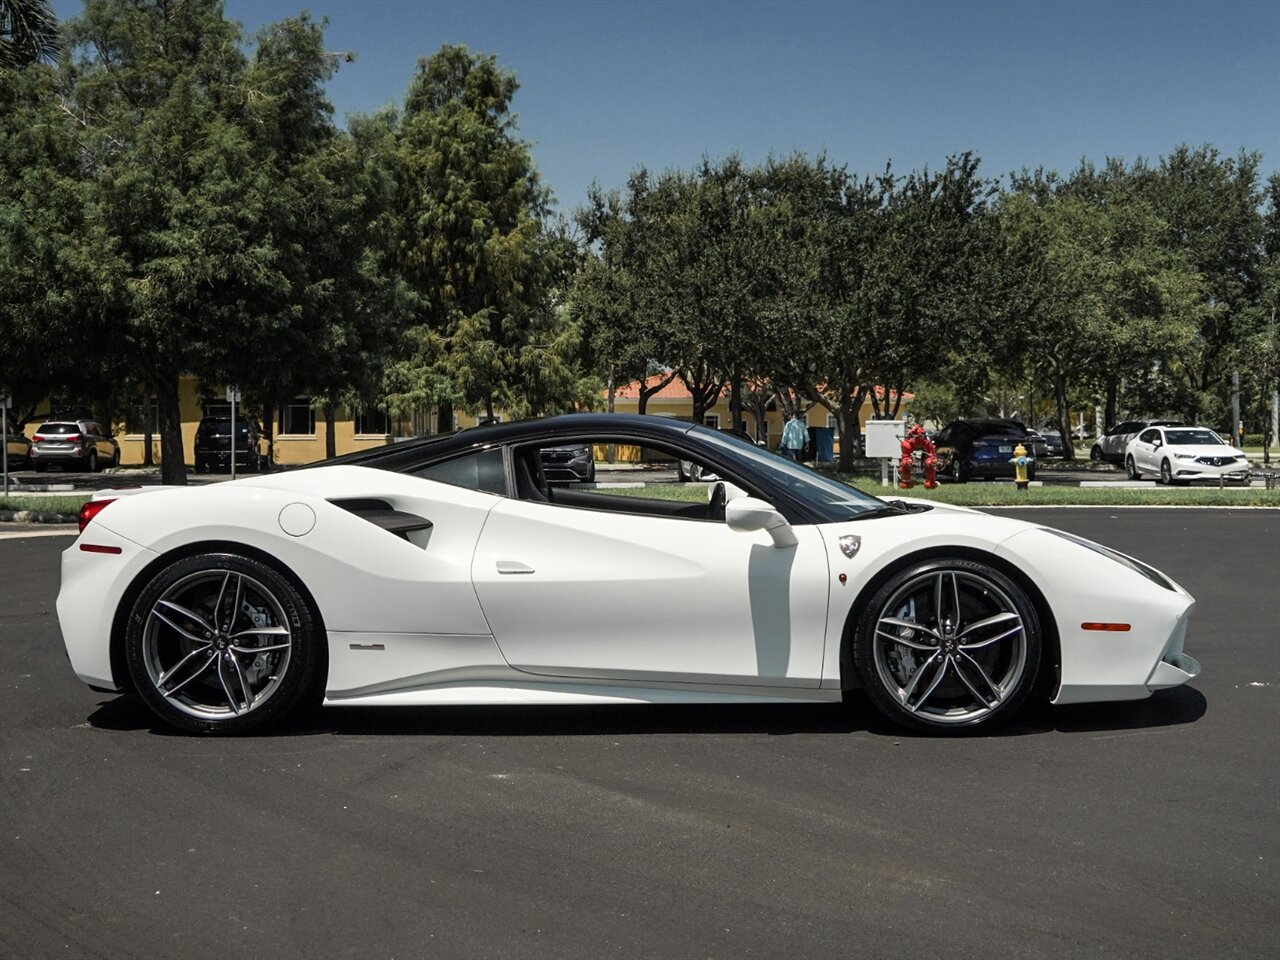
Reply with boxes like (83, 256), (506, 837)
(38, 372), (909, 468)
(608, 373), (913, 454)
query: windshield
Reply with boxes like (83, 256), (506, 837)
(1165, 429), (1224, 446)
(693, 426), (886, 521)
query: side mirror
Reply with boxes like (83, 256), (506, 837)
(725, 497), (798, 548)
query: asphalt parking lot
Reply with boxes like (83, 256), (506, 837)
(1, 508), (1276, 959)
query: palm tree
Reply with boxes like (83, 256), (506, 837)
(0, 0), (60, 69)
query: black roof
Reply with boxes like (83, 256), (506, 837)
(316, 413), (700, 473)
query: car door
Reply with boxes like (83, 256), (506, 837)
(1131, 428), (1159, 473)
(470, 464), (831, 689)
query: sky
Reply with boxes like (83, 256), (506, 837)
(52, 0), (1280, 215)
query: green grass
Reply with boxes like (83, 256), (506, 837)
(0, 494), (89, 516)
(844, 479), (1280, 507)
(598, 479), (1280, 508)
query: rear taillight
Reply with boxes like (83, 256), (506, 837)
(66, 434), (82, 443)
(32, 434), (45, 442)
(78, 498), (116, 533)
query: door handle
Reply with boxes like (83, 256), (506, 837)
(496, 560), (535, 575)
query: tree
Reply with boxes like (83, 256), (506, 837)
(236, 16), (403, 458)
(388, 44), (575, 426)
(572, 172), (680, 415)
(0, 58), (126, 431)
(61, 0), (287, 482)
(993, 174), (1201, 459)
(1135, 146), (1265, 421)
(0, 0), (59, 68)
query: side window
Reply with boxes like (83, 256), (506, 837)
(413, 447), (507, 495)
(1138, 429), (1158, 444)
(517, 440), (731, 522)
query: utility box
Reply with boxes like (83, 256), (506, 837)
(864, 420), (906, 459)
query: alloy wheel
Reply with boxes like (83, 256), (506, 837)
(864, 565), (1033, 727)
(139, 569), (294, 721)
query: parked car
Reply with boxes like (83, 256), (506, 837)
(1037, 431), (1065, 458)
(30, 420), (118, 472)
(539, 443), (595, 484)
(1091, 419), (1183, 464)
(679, 429), (763, 481)
(934, 419), (1039, 483)
(60, 413), (1199, 736)
(1125, 426), (1250, 485)
(194, 416), (268, 473)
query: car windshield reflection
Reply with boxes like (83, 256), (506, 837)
(693, 426), (885, 521)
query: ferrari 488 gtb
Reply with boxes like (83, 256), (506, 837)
(58, 415), (1200, 735)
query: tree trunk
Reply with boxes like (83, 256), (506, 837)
(143, 394), (155, 467)
(729, 368), (742, 434)
(1104, 379), (1118, 432)
(156, 376), (187, 485)
(323, 402), (337, 459)
(836, 397), (859, 472)
(437, 403), (454, 434)
(1055, 368), (1075, 461)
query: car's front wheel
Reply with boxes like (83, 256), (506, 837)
(851, 558), (1042, 733)
(125, 553), (323, 735)
(1090, 445), (1103, 462)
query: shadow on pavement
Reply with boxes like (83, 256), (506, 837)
(84, 685), (1207, 739)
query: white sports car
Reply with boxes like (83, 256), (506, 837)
(1125, 425), (1251, 485)
(58, 414), (1200, 736)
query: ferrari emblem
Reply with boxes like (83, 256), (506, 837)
(839, 534), (861, 558)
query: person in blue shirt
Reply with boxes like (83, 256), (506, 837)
(781, 414), (808, 461)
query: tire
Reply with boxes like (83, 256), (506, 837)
(1090, 445), (1103, 462)
(1126, 455), (1140, 480)
(124, 552), (323, 735)
(679, 460), (703, 483)
(1159, 458), (1173, 485)
(950, 458), (968, 484)
(851, 558), (1041, 733)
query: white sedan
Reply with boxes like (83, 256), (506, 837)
(1125, 426), (1251, 485)
(58, 414), (1200, 736)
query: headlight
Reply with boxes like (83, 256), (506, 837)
(1041, 528), (1176, 591)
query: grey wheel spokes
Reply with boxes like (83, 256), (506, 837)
(872, 568), (1028, 725)
(141, 569), (293, 722)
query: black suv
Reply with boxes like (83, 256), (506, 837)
(194, 416), (268, 473)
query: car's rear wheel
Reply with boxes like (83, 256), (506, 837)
(950, 458), (968, 483)
(1126, 455), (1140, 480)
(125, 553), (322, 735)
(851, 558), (1041, 733)
(86, 450), (98, 473)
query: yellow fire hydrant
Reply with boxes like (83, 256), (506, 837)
(1010, 443), (1034, 491)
